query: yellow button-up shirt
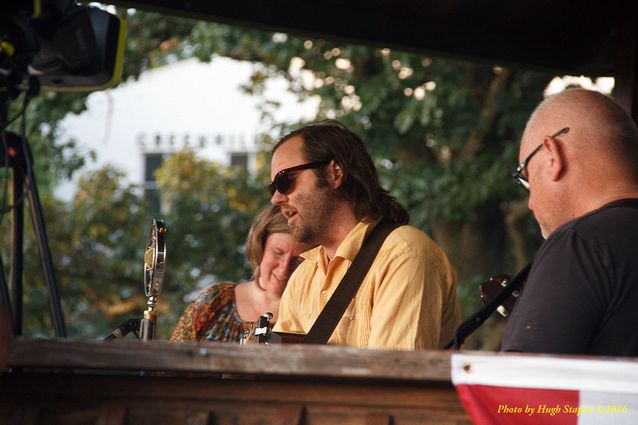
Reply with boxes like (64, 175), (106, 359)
(274, 220), (461, 350)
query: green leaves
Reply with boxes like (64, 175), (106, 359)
(155, 151), (269, 288)
(7, 155), (271, 339)
(8, 9), (555, 346)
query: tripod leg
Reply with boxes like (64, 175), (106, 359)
(10, 167), (24, 336)
(3, 132), (66, 337)
(0, 253), (11, 316)
(25, 170), (66, 337)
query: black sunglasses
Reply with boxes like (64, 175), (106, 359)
(268, 160), (331, 196)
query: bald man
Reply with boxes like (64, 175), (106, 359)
(502, 89), (638, 356)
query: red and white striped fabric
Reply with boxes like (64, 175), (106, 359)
(451, 353), (638, 425)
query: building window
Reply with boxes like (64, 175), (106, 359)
(229, 152), (249, 170)
(144, 153), (164, 213)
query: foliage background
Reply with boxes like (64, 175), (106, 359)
(0, 8), (572, 346)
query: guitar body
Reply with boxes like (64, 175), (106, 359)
(241, 313), (308, 345)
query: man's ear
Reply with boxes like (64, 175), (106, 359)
(543, 136), (566, 181)
(329, 160), (345, 188)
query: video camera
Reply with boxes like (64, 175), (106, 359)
(1, 0), (126, 98)
(0, 1), (126, 338)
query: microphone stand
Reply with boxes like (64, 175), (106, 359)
(445, 263), (531, 350)
(102, 309), (157, 340)
(104, 219), (166, 341)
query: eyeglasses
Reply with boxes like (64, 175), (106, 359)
(512, 127), (570, 191)
(268, 160), (331, 196)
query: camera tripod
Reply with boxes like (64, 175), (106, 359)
(0, 125), (66, 337)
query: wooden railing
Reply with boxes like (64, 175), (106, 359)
(0, 338), (472, 425)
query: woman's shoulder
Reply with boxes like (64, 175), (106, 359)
(183, 282), (248, 342)
(193, 282), (237, 306)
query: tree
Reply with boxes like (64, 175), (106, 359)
(0, 9), (216, 338)
(183, 20), (555, 347)
(153, 150), (270, 335)
(35, 167), (150, 337)
(7, 153), (271, 339)
(4, 9), (562, 347)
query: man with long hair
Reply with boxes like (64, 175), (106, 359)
(269, 120), (460, 350)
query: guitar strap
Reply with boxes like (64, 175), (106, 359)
(302, 220), (400, 344)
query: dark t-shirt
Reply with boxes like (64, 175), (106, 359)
(501, 199), (638, 356)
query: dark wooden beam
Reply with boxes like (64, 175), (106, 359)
(613, 0), (638, 123)
(106, 0), (619, 75)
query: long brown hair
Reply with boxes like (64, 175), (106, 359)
(274, 120), (409, 224)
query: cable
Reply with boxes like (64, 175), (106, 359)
(1, 99), (29, 131)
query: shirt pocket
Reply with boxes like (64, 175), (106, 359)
(335, 304), (364, 345)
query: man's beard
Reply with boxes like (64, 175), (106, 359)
(291, 187), (335, 246)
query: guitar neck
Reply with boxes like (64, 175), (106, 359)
(272, 332), (306, 344)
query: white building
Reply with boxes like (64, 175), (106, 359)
(58, 56), (318, 202)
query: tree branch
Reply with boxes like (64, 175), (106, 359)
(81, 284), (145, 320)
(461, 67), (515, 158)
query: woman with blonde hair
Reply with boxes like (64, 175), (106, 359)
(170, 204), (310, 342)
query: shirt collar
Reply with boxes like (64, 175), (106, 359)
(301, 219), (380, 264)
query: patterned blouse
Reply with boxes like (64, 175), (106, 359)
(170, 282), (254, 342)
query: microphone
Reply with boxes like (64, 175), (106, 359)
(103, 219), (166, 341)
(141, 219), (167, 341)
(103, 318), (139, 340)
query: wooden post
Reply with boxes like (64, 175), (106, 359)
(0, 338), (471, 425)
(613, 0), (638, 123)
